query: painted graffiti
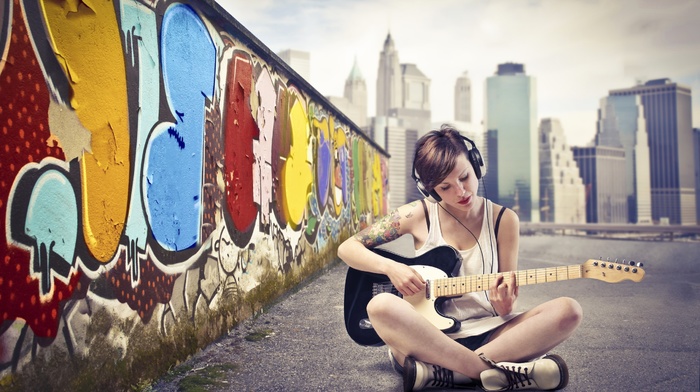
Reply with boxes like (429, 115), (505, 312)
(0, 0), (387, 376)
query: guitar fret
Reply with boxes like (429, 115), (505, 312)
(432, 264), (585, 297)
(351, 246), (645, 347)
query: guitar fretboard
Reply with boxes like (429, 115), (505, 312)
(431, 265), (584, 297)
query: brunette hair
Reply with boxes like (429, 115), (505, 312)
(413, 124), (472, 192)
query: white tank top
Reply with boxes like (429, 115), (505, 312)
(416, 199), (517, 338)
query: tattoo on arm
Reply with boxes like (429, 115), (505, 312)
(354, 209), (402, 248)
(405, 201), (417, 218)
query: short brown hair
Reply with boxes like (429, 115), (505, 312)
(413, 124), (471, 192)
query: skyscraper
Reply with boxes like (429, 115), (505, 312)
(572, 146), (628, 223)
(694, 128), (700, 224)
(376, 33), (402, 119)
(454, 71), (472, 123)
(388, 64), (431, 134)
(609, 79), (696, 225)
(344, 57), (367, 128)
(485, 63), (539, 222)
(328, 58), (368, 129)
(372, 33), (432, 207)
(276, 49), (310, 81)
(596, 95), (652, 223)
(539, 118), (586, 223)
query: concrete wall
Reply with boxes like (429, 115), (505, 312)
(0, 0), (388, 385)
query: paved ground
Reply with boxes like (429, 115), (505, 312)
(150, 235), (700, 391)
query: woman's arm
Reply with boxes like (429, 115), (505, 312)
(337, 201), (427, 296)
(488, 206), (520, 316)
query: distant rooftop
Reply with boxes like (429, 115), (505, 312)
(496, 62), (525, 75)
(347, 57), (364, 81)
(644, 78), (671, 86)
(401, 63), (427, 78)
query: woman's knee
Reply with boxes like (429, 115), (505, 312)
(555, 297), (583, 330)
(367, 293), (404, 321)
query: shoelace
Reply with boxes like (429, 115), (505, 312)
(498, 365), (533, 389)
(429, 365), (454, 388)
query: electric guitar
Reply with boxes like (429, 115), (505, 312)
(343, 246), (646, 346)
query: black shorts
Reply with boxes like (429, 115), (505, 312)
(454, 329), (494, 351)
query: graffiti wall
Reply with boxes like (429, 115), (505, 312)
(0, 0), (388, 379)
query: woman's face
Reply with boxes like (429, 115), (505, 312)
(433, 154), (479, 211)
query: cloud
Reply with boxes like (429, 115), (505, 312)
(217, 0), (700, 145)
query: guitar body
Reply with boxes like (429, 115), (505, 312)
(343, 246), (462, 346)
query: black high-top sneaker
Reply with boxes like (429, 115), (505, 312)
(403, 356), (476, 391)
(478, 354), (569, 391)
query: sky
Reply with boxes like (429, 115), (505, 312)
(216, 0), (700, 147)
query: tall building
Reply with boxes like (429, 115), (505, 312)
(609, 79), (696, 225)
(485, 129), (499, 202)
(454, 71), (472, 123)
(276, 49), (310, 81)
(596, 95), (652, 223)
(694, 128), (700, 224)
(485, 63), (539, 222)
(344, 57), (367, 128)
(371, 117), (421, 209)
(572, 146), (628, 223)
(388, 64), (431, 134)
(539, 119), (586, 223)
(376, 33), (402, 119)
(372, 33), (432, 207)
(328, 58), (367, 128)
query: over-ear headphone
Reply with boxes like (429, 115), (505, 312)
(411, 134), (484, 202)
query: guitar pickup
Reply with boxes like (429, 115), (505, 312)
(372, 282), (401, 297)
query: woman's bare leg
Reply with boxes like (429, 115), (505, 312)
(369, 294), (582, 378)
(368, 293), (490, 378)
(479, 297), (583, 362)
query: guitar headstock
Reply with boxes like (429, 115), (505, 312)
(581, 259), (645, 283)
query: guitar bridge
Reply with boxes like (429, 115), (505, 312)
(372, 282), (401, 297)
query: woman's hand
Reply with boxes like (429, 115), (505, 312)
(489, 271), (518, 316)
(386, 262), (426, 297)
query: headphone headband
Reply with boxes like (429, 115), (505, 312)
(411, 133), (483, 202)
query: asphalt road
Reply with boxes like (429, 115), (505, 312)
(150, 234), (700, 391)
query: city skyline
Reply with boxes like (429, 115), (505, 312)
(217, 0), (700, 147)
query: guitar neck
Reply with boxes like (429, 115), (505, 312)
(431, 265), (584, 297)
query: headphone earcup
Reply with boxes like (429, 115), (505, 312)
(469, 149), (484, 180)
(415, 179), (430, 198)
(415, 179), (442, 202)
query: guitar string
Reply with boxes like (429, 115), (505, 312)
(436, 265), (584, 296)
(436, 175), (498, 316)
